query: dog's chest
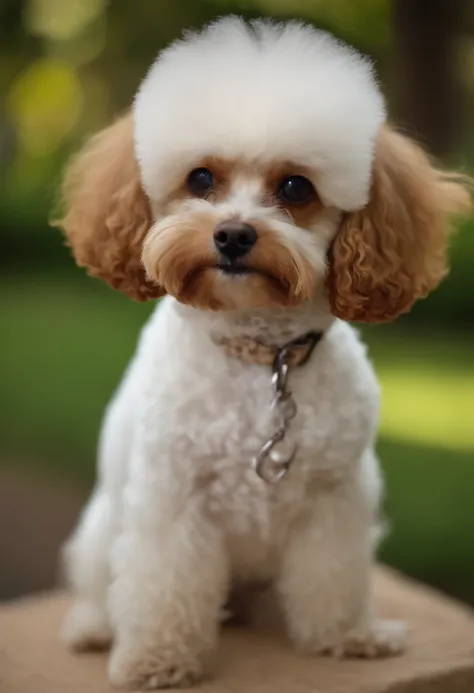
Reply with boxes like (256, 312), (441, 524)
(157, 359), (282, 471)
(143, 302), (375, 542)
(148, 349), (320, 538)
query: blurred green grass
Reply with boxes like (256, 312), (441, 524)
(1, 271), (152, 478)
(1, 271), (474, 600)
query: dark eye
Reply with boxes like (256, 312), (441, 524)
(187, 167), (213, 197)
(278, 175), (315, 204)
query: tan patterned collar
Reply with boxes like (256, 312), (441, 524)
(214, 331), (324, 368)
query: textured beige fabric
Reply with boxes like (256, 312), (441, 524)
(1, 568), (474, 693)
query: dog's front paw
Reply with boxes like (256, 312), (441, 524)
(109, 644), (204, 690)
(329, 619), (407, 659)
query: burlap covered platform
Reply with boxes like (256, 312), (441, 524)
(1, 568), (474, 693)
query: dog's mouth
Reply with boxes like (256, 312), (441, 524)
(215, 263), (256, 276)
(175, 260), (300, 311)
(212, 262), (291, 296)
(214, 260), (280, 280)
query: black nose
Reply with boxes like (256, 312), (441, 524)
(213, 220), (257, 260)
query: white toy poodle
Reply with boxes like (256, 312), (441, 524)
(56, 16), (471, 690)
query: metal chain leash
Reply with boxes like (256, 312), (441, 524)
(252, 346), (298, 483)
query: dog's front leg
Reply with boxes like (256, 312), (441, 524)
(277, 477), (405, 658)
(108, 463), (229, 690)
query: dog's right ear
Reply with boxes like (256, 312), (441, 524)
(54, 113), (164, 301)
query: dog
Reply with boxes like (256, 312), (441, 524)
(56, 17), (471, 690)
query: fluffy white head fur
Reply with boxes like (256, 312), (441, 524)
(134, 17), (386, 211)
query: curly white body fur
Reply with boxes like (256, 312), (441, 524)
(63, 297), (405, 688)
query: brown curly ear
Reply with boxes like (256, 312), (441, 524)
(326, 125), (472, 323)
(54, 113), (164, 301)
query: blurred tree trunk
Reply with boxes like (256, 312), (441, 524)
(392, 0), (466, 158)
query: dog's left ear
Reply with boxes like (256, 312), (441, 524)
(326, 125), (472, 323)
(54, 113), (164, 301)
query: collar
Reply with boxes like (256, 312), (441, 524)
(214, 330), (324, 368)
